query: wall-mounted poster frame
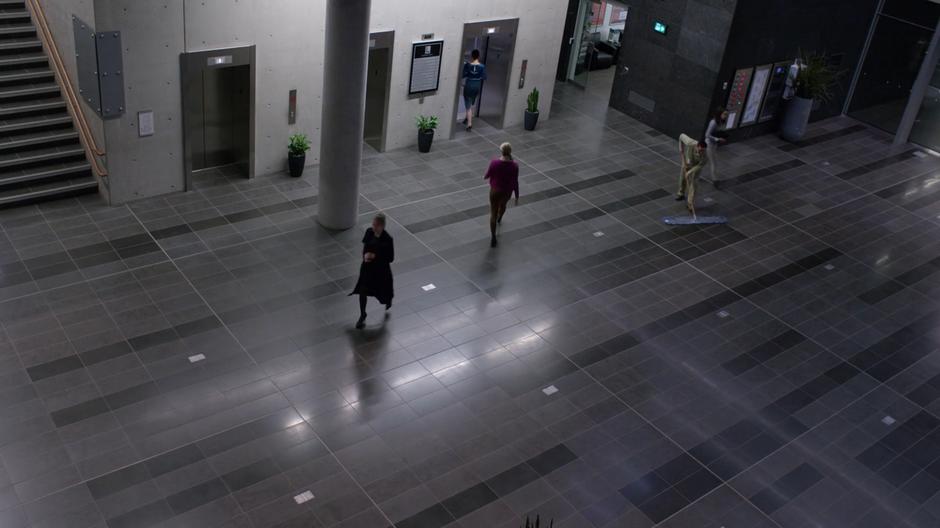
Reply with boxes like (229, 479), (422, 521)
(409, 40), (444, 95)
(740, 63), (773, 127)
(725, 67), (754, 129)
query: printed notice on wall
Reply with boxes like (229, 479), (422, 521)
(409, 40), (443, 95)
(138, 110), (154, 137)
(740, 64), (772, 127)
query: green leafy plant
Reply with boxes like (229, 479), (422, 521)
(415, 115), (439, 133)
(527, 87), (539, 113)
(794, 52), (843, 103)
(521, 515), (552, 528)
(288, 133), (311, 156)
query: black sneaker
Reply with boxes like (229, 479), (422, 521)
(675, 194), (685, 201)
(490, 237), (498, 248)
(356, 315), (366, 329)
(713, 180), (722, 190)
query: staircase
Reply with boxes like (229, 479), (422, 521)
(0, 0), (97, 206)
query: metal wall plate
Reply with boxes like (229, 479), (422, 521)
(71, 16), (124, 119)
(96, 31), (124, 118)
(72, 16), (100, 115)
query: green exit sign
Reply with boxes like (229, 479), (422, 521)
(653, 21), (668, 34)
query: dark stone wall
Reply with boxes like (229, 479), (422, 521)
(713, 0), (880, 140)
(608, 0), (738, 139)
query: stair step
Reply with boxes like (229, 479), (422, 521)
(0, 98), (65, 116)
(0, 81), (57, 99)
(0, 113), (71, 133)
(0, 175), (97, 206)
(0, 37), (39, 51)
(0, 159), (89, 186)
(0, 52), (46, 67)
(0, 11), (29, 21)
(0, 24), (34, 35)
(0, 145), (84, 168)
(0, 68), (52, 83)
(0, 129), (78, 151)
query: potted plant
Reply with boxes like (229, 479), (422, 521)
(524, 87), (540, 131)
(780, 52), (841, 142)
(416, 115), (438, 153)
(288, 133), (311, 178)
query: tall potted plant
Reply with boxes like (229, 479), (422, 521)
(288, 133), (311, 178)
(416, 115), (438, 153)
(780, 52), (841, 142)
(524, 87), (540, 131)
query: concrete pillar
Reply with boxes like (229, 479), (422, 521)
(318, 0), (371, 230)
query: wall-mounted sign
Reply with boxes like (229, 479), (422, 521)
(740, 63), (772, 127)
(725, 67), (754, 129)
(653, 21), (668, 34)
(409, 40), (443, 95)
(207, 55), (232, 66)
(137, 110), (154, 137)
(759, 61), (791, 122)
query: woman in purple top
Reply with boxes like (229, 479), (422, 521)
(484, 142), (519, 247)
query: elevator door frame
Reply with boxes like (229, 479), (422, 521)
(366, 31), (394, 152)
(450, 18), (519, 139)
(181, 46), (256, 191)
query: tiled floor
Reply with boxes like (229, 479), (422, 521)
(2, 81), (940, 528)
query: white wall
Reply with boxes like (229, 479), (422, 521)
(41, 0), (567, 203)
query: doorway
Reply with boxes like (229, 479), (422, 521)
(181, 46), (255, 189)
(365, 31), (394, 152)
(451, 19), (518, 138)
(563, 0), (628, 97)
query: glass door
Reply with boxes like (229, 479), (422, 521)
(910, 59), (940, 150)
(568, 0), (595, 88)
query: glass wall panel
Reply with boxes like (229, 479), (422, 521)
(848, 15), (933, 133)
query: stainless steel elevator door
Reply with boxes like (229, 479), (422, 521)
(194, 65), (250, 171)
(478, 32), (513, 126)
(364, 47), (390, 150)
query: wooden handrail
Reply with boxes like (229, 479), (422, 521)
(25, 0), (108, 180)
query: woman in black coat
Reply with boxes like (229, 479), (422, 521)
(351, 213), (394, 329)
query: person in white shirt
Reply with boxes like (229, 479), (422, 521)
(705, 107), (729, 189)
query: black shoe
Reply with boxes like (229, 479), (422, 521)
(462, 118), (468, 125)
(385, 301), (392, 310)
(675, 194), (685, 201)
(356, 315), (366, 329)
(466, 125), (472, 132)
(490, 237), (498, 248)
(713, 180), (722, 190)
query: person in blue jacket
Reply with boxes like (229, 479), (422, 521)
(462, 49), (487, 131)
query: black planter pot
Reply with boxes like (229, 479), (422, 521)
(524, 110), (539, 131)
(418, 130), (434, 153)
(780, 96), (813, 142)
(288, 152), (306, 178)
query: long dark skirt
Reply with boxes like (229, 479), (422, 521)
(350, 261), (394, 306)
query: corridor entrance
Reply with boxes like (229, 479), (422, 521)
(181, 46), (255, 189)
(364, 31), (394, 152)
(451, 19), (518, 138)
(558, 0), (628, 101)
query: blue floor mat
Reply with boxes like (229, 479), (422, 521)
(663, 215), (728, 225)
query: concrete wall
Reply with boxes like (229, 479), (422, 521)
(40, 0), (566, 203)
(609, 0), (738, 139)
(38, 0), (106, 182)
(369, 0), (567, 150)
